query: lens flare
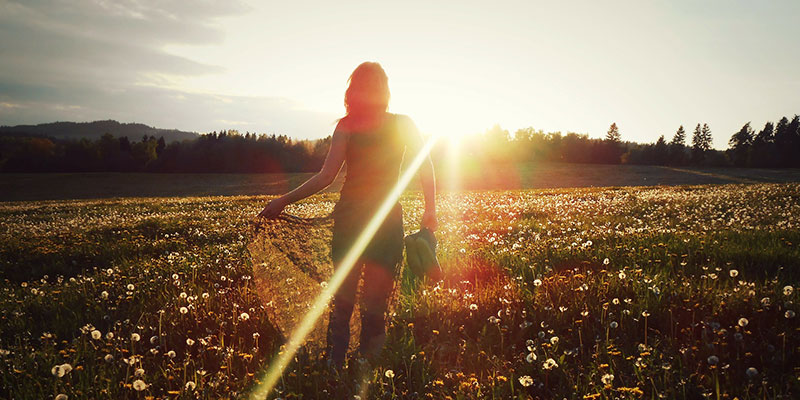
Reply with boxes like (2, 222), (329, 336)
(249, 135), (440, 399)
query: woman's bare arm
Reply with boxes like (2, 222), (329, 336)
(405, 116), (437, 230)
(257, 128), (347, 218)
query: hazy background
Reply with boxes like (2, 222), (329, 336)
(1, 0), (798, 148)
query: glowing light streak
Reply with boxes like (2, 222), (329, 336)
(249, 135), (440, 399)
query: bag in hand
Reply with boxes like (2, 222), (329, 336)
(404, 227), (442, 281)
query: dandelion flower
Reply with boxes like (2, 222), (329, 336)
(131, 333), (140, 342)
(784, 286), (794, 296)
(618, 271), (626, 279)
(105, 332), (114, 340)
(738, 318), (749, 327)
(518, 375), (533, 387)
(100, 291), (109, 299)
(167, 350), (176, 359)
(186, 338), (195, 346)
(104, 354), (114, 362)
(126, 284), (134, 291)
(91, 330), (102, 340)
(786, 310), (796, 319)
(601, 373), (614, 385)
(641, 311), (650, 317)
(55, 394), (68, 400)
(610, 321), (619, 329)
(542, 358), (558, 370)
(239, 312), (250, 321)
(612, 298), (620, 305)
(185, 381), (196, 391)
(469, 303), (478, 311)
(603, 258), (610, 265)
(132, 379), (147, 391)
(385, 369), (395, 379)
(135, 368), (145, 377)
(526, 352), (537, 363)
(533, 279), (542, 287)
(707, 355), (719, 365)
(746, 367), (758, 378)
(729, 269), (739, 278)
(179, 292), (187, 299)
(550, 336), (559, 345)
(179, 307), (188, 314)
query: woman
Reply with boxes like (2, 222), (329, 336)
(258, 62), (437, 367)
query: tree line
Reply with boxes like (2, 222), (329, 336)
(1, 114), (797, 173)
(0, 131), (329, 173)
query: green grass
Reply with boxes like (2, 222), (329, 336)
(1, 184), (800, 398)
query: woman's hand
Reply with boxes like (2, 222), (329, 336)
(421, 208), (438, 232)
(258, 198), (287, 219)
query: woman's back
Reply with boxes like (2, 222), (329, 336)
(336, 112), (409, 208)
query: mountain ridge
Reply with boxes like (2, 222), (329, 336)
(0, 120), (199, 143)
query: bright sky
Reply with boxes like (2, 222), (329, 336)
(1, 0), (799, 148)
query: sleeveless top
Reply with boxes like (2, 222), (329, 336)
(333, 113), (416, 219)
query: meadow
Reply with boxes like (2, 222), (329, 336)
(2, 183), (800, 399)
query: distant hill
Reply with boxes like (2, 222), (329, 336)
(0, 120), (199, 143)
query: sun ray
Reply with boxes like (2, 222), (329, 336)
(249, 135), (441, 399)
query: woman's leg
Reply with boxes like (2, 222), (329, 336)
(326, 260), (362, 367)
(358, 259), (397, 361)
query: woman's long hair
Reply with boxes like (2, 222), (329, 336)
(343, 62), (390, 121)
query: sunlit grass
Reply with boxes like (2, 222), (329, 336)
(1, 184), (799, 398)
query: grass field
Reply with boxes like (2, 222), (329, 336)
(2, 183), (800, 399)
(3, 164), (800, 201)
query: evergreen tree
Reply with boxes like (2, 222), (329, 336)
(691, 123), (705, 163)
(606, 123), (621, 142)
(603, 123), (622, 163)
(774, 117), (791, 167)
(653, 135), (668, 165)
(728, 122), (753, 167)
(751, 121), (774, 167)
(669, 125), (686, 164)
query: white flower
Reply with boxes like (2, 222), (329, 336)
(542, 358), (558, 370)
(784, 286), (794, 296)
(738, 318), (749, 327)
(202, 292), (209, 299)
(603, 258), (610, 265)
(707, 355), (719, 365)
(610, 321), (618, 329)
(618, 271), (626, 279)
(105, 332), (114, 340)
(179, 307), (188, 314)
(526, 352), (537, 363)
(601, 373), (614, 385)
(746, 367), (758, 378)
(612, 298), (620, 305)
(469, 303), (478, 311)
(550, 336), (559, 345)
(167, 350), (176, 359)
(91, 330), (102, 340)
(518, 375), (533, 387)
(126, 284), (134, 291)
(186, 338), (195, 346)
(641, 311), (650, 317)
(239, 312), (250, 321)
(135, 368), (145, 377)
(729, 269), (739, 278)
(55, 394), (68, 400)
(786, 310), (796, 319)
(131, 333), (140, 342)
(179, 292), (187, 299)
(100, 291), (109, 299)
(533, 279), (542, 287)
(384, 369), (395, 378)
(185, 381), (196, 391)
(51, 365), (65, 378)
(132, 379), (147, 391)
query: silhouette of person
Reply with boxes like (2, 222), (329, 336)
(258, 61), (437, 367)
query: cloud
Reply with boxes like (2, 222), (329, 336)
(0, 0), (339, 139)
(0, 81), (339, 138)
